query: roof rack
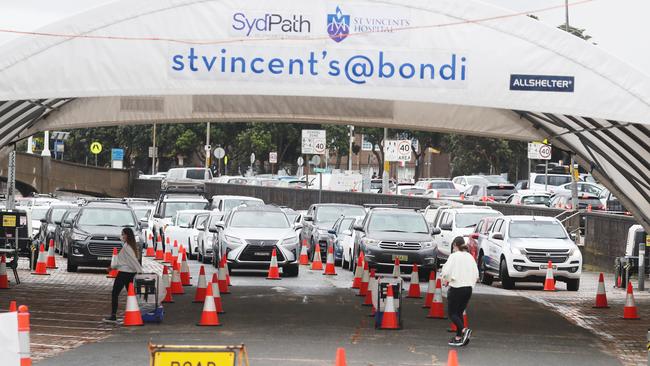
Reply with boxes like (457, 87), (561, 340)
(160, 183), (206, 197)
(81, 198), (129, 206)
(363, 203), (399, 208)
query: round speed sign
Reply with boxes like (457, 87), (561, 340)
(398, 141), (411, 154)
(539, 145), (552, 159)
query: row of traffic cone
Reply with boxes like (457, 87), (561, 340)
(333, 347), (461, 366)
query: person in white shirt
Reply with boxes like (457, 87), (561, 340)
(103, 228), (143, 323)
(441, 236), (479, 347)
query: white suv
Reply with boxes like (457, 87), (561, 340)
(528, 173), (572, 193)
(477, 216), (582, 291)
(431, 206), (502, 266)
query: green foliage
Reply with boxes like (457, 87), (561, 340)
(443, 135), (527, 181)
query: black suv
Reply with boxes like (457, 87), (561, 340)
(63, 202), (142, 272)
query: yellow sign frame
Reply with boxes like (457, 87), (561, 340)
(90, 141), (103, 154)
(149, 343), (249, 366)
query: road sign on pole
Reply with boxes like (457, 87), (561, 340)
(90, 142), (102, 155)
(297, 157), (304, 166)
(301, 130), (327, 155)
(527, 142), (552, 160)
(384, 140), (412, 162)
(310, 155), (321, 166)
(269, 152), (277, 164)
(213, 147), (225, 159)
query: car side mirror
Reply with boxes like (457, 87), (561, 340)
(304, 215), (313, 222)
(293, 223), (303, 231)
(54, 220), (62, 225)
(139, 220), (149, 229)
(570, 233), (577, 242)
(431, 227), (441, 236)
(327, 229), (337, 235)
(353, 224), (364, 232)
(491, 233), (504, 241)
(440, 223), (452, 231)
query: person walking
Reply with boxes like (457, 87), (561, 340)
(441, 236), (479, 347)
(103, 228), (143, 323)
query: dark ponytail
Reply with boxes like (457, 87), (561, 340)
(452, 236), (468, 252)
(122, 227), (140, 260)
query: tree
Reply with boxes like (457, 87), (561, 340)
(324, 125), (350, 169)
(357, 127), (385, 176)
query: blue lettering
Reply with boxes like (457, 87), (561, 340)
(268, 58), (284, 74)
(420, 64), (434, 79)
(308, 52), (318, 76)
(231, 57), (246, 73)
(202, 56), (217, 72)
(399, 63), (415, 79)
(221, 49), (227, 72)
(171, 55), (184, 71)
(328, 60), (340, 76)
(188, 47), (198, 72)
(289, 59), (304, 75)
(378, 52), (394, 78)
(232, 13), (246, 31)
(251, 57), (264, 73)
(439, 54), (456, 80)
(460, 57), (467, 80)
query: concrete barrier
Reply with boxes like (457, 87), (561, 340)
(583, 212), (637, 271)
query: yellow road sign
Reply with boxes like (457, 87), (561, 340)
(149, 344), (248, 366)
(2, 215), (16, 227)
(90, 142), (102, 154)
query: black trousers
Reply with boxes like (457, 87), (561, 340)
(447, 286), (472, 337)
(111, 272), (136, 316)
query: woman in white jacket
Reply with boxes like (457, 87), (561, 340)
(103, 228), (143, 323)
(441, 236), (479, 347)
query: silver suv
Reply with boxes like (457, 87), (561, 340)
(216, 205), (301, 277)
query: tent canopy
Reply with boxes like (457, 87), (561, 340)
(0, 0), (648, 227)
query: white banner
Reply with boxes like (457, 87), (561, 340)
(0, 311), (20, 366)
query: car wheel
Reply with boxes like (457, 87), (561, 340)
(202, 253), (211, 264)
(478, 254), (494, 286)
(283, 264), (299, 277)
(198, 251), (203, 262)
(342, 256), (349, 270)
(566, 279), (580, 291)
(500, 259), (515, 289)
(66, 256), (78, 273)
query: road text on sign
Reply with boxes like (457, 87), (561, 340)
(90, 142), (102, 155)
(384, 140), (412, 162)
(149, 344), (248, 366)
(301, 129), (327, 155)
(527, 142), (551, 160)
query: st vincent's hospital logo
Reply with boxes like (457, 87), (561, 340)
(327, 6), (350, 42)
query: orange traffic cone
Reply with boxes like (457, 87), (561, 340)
(423, 271), (436, 308)
(448, 310), (468, 332)
(32, 244), (49, 275)
(0, 255), (9, 289)
(363, 269), (374, 307)
(446, 349), (459, 366)
(407, 263), (421, 298)
(218, 256), (230, 294)
(392, 257), (401, 277)
(211, 273), (224, 313)
(161, 266), (174, 303)
(323, 243), (337, 276)
(543, 261), (555, 291)
(352, 252), (364, 289)
(622, 281), (640, 320)
(427, 279), (445, 319)
(145, 234), (155, 257)
(170, 258), (184, 295)
(193, 265), (207, 303)
(18, 305), (31, 366)
(171, 240), (179, 265)
(380, 284), (400, 329)
(224, 257), (232, 287)
(180, 250), (191, 286)
(593, 272), (609, 308)
(155, 234), (164, 260)
(197, 282), (221, 326)
(311, 244), (324, 271)
(369, 269), (377, 316)
(163, 237), (172, 263)
(9, 300), (16, 312)
(335, 347), (347, 366)
(299, 240), (310, 265)
(106, 247), (119, 278)
(46, 239), (58, 269)
(358, 261), (370, 297)
(267, 248), (281, 280)
(123, 282), (143, 326)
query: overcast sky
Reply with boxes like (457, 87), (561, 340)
(0, 0), (648, 72)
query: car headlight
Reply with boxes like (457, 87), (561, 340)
(421, 241), (434, 248)
(568, 246), (579, 256)
(510, 246), (524, 255)
(224, 235), (243, 245)
(362, 238), (380, 246)
(282, 236), (299, 246)
(71, 232), (90, 241)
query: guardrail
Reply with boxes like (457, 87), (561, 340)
(131, 179), (637, 272)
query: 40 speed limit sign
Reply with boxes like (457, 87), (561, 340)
(384, 140), (412, 162)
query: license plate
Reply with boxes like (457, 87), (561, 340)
(392, 255), (408, 262)
(254, 252), (270, 257)
(97, 257), (111, 261)
(540, 264), (557, 270)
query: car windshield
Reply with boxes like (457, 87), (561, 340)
(368, 212), (429, 233)
(133, 208), (150, 220)
(482, 176), (508, 184)
(229, 211), (289, 228)
(77, 208), (136, 227)
(509, 221), (567, 239)
(466, 177), (489, 185)
(223, 199), (263, 212)
(429, 181), (455, 189)
(51, 208), (71, 223)
(316, 206), (366, 224)
(30, 207), (49, 221)
(186, 169), (210, 180)
(455, 212), (501, 228)
(176, 213), (196, 227)
(534, 175), (572, 186)
(521, 196), (550, 205)
(163, 202), (207, 218)
(338, 218), (356, 233)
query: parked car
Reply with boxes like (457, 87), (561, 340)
(55, 206), (81, 256)
(549, 192), (604, 210)
(462, 183), (516, 202)
(327, 215), (363, 268)
(164, 209), (210, 260)
(451, 175), (489, 192)
(39, 203), (75, 248)
(528, 173), (573, 193)
(431, 206), (502, 266)
(216, 205), (301, 276)
(63, 202), (143, 272)
(477, 216), (582, 291)
(161, 167), (213, 190)
(554, 182), (604, 196)
(504, 192), (551, 207)
(27, 205), (49, 239)
(353, 207), (436, 279)
(151, 189), (209, 247)
(420, 180), (461, 199)
(301, 204), (366, 261)
(211, 195), (264, 213)
(466, 216), (500, 261)
(598, 188), (627, 212)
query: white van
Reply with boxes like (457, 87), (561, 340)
(528, 173), (572, 193)
(161, 168), (213, 189)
